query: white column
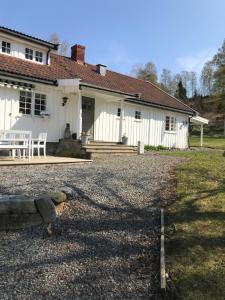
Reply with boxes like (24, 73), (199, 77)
(76, 91), (82, 139)
(200, 124), (203, 147)
(119, 99), (124, 142)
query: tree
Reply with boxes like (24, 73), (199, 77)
(133, 62), (158, 83)
(49, 33), (69, 56)
(189, 71), (197, 98)
(175, 81), (187, 100)
(212, 39), (225, 95)
(201, 61), (214, 96)
(169, 73), (182, 97)
(160, 68), (173, 94)
(181, 71), (190, 94)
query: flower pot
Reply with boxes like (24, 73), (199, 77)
(81, 135), (89, 144)
(122, 136), (128, 145)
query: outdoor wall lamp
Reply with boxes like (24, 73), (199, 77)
(62, 97), (68, 106)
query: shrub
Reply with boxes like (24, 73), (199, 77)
(144, 144), (168, 151)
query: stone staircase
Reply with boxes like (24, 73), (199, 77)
(82, 141), (138, 159)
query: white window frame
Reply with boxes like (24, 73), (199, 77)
(19, 91), (32, 115)
(19, 91), (47, 116)
(2, 41), (11, 54)
(34, 93), (47, 116)
(135, 110), (141, 120)
(25, 48), (34, 60)
(165, 115), (177, 132)
(35, 50), (43, 63)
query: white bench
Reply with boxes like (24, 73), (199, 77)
(0, 130), (32, 161)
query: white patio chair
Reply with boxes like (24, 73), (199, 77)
(31, 133), (47, 158)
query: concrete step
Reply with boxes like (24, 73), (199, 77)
(85, 149), (136, 153)
(83, 145), (137, 151)
(90, 152), (137, 159)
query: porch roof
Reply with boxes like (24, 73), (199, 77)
(190, 115), (209, 125)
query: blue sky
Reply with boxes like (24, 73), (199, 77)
(1, 0), (224, 78)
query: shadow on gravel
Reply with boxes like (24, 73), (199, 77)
(0, 156), (178, 300)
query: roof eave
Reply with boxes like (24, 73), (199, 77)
(0, 27), (58, 50)
(125, 98), (195, 116)
(0, 70), (58, 86)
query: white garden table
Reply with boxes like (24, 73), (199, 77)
(0, 130), (32, 161)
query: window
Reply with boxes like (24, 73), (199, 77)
(165, 116), (176, 131)
(135, 111), (141, 120)
(2, 41), (11, 54)
(35, 51), (43, 63)
(19, 91), (32, 115)
(117, 108), (121, 117)
(25, 48), (33, 60)
(34, 93), (46, 115)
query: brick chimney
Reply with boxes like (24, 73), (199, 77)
(71, 44), (85, 64)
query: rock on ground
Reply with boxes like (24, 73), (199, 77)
(0, 154), (183, 300)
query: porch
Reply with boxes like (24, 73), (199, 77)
(0, 155), (92, 166)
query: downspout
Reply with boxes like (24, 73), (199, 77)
(46, 48), (51, 65)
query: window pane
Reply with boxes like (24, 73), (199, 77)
(19, 91), (32, 115)
(34, 93), (46, 115)
(165, 116), (170, 131)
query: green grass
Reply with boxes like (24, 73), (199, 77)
(163, 151), (225, 300)
(189, 136), (225, 149)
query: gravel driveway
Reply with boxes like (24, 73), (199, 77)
(0, 154), (182, 300)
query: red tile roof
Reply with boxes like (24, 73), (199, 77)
(0, 53), (194, 114)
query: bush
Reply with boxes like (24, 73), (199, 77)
(144, 144), (168, 151)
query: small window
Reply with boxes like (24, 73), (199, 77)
(19, 91), (32, 115)
(25, 48), (33, 60)
(2, 41), (11, 54)
(165, 116), (176, 131)
(135, 111), (141, 120)
(34, 93), (46, 115)
(117, 108), (121, 117)
(35, 51), (43, 63)
(165, 116), (170, 131)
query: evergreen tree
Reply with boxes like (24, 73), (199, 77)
(175, 81), (187, 100)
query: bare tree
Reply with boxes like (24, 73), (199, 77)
(201, 61), (214, 96)
(49, 33), (69, 56)
(160, 68), (173, 94)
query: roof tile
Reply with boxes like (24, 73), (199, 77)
(0, 53), (194, 113)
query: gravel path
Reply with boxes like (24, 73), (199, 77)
(0, 154), (183, 300)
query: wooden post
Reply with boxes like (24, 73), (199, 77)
(161, 208), (166, 290)
(200, 124), (203, 147)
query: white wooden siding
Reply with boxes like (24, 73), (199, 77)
(0, 33), (48, 65)
(94, 97), (120, 142)
(0, 85), (189, 148)
(93, 96), (189, 149)
(0, 85), (77, 142)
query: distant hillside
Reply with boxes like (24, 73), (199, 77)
(187, 97), (225, 136)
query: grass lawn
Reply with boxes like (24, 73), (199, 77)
(163, 150), (225, 300)
(190, 136), (225, 149)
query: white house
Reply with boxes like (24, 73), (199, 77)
(0, 26), (203, 152)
